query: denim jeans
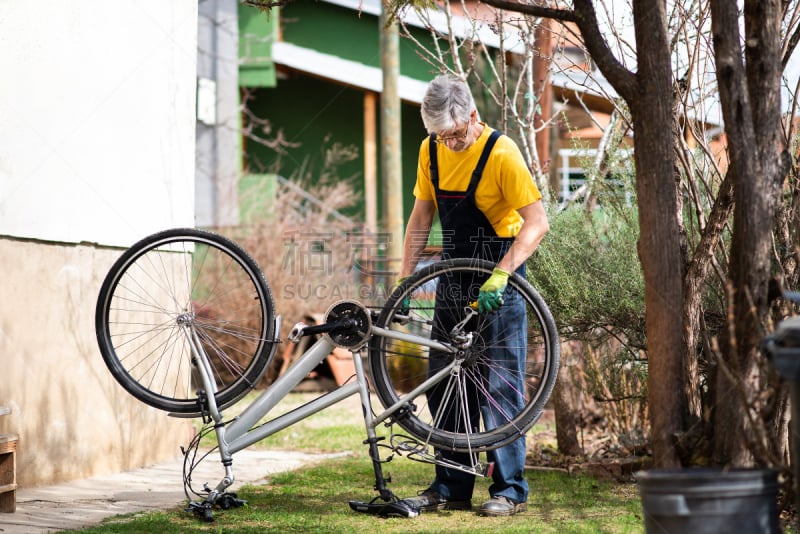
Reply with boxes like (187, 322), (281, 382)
(426, 273), (529, 504)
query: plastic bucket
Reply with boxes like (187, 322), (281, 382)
(636, 468), (779, 534)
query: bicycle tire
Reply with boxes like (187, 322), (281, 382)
(368, 258), (559, 452)
(95, 228), (277, 414)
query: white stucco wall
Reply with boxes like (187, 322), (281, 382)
(0, 1), (196, 246)
(0, 1), (199, 486)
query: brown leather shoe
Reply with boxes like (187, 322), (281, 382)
(401, 490), (472, 513)
(478, 496), (527, 516)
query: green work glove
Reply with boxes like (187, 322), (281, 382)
(478, 268), (510, 313)
(392, 276), (411, 314)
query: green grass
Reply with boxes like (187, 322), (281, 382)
(78, 392), (644, 533)
(81, 457), (643, 533)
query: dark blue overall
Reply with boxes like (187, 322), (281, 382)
(426, 130), (529, 504)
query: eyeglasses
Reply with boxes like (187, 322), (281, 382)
(434, 122), (470, 144)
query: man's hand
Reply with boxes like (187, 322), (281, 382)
(392, 276), (410, 314)
(478, 268), (509, 313)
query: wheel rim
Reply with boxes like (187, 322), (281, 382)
(97, 231), (274, 413)
(369, 258), (559, 452)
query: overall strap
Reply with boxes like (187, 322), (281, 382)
(428, 134), (439, 187)
(466, 129), (502, 195)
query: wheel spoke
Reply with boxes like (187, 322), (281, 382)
(369, 258), (559, 452)
(96, 229), (276, 414)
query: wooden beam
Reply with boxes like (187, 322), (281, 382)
(363, 91), (378, 233)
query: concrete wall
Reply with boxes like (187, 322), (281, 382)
(0, 1), (198, 486)
(0, 240), (198, 485)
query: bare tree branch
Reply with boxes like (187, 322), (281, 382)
(480, 0), (637, 100)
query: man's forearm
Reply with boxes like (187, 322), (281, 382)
(496, 201), (549, 273)
(400, 201), (435, 277)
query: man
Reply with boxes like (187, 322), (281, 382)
(398, 74), (549, 517)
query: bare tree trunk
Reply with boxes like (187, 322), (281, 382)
(533, 18), (552, 176)
(627, 0), (684, 469)
(481, 0), (685, 468)
(552, 342), (583, 456)
(710, 0), (789, 466)
(679, 175), (733, 458)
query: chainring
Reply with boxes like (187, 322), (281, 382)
(323, 300), (372, 349)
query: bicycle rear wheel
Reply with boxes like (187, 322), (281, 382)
(368, 258), (559, 452)
(95, 228), (277, 414)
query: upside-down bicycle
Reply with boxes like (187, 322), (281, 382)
(94, 228), (560, 520)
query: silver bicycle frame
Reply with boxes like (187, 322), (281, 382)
(184, 322), (459, 498)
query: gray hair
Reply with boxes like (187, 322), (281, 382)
(420, 74), (477, 133)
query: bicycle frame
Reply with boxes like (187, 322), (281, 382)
(95, 231), (560, 521)
(185, 318), (468, 506)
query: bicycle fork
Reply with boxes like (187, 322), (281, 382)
(179, 323), (237, 505)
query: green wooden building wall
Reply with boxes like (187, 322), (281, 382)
(239, 1), (437, 226)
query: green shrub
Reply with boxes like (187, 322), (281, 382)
(528, 206), (645, 351)
(528, 205), (649, 456)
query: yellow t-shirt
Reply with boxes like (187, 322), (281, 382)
(413, 125), (542, 238)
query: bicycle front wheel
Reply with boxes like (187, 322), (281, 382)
(95, 228), (277, 414)
(368, 258), (559, 452)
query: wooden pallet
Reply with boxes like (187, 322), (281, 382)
(0, 406), (17, 513)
